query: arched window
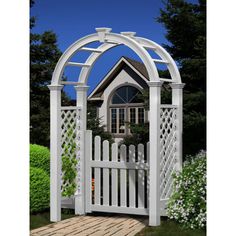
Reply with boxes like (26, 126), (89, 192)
(109, 85), (145, 135)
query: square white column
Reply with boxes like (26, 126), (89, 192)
(170, 83), (185, 169)
(48, 84), (63, 222)
(74, 85), (89, 215)
(148, 81), (163, 226)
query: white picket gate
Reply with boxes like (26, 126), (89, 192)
(84, 131), (150, 215)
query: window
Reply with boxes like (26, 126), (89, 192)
(111, 108), (117, 133)
(111, 86), (142, 104)
(109, 85), (145, 135)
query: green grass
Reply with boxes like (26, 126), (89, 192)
(136, 218), (206, 236)
(30, 209), (75, 230)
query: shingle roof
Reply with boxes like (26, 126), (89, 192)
(123, 56), (149, 79)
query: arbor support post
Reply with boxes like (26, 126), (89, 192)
(148, 81), (163, 226)
(170, 83), (185, 169)
(74, 85), (89, 215)
(48, 84), (63, 222)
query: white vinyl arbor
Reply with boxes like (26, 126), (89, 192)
(48, 28), (184, 226)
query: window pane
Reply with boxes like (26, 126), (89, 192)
(116, 86), (128, 102)
(127, 86), (139, 102)
(119, 108), (125, 133)
(138, 108), (144, 124)
(129, 92), (142, 103)
(130, 108), (136, 124)
(112, 94), (125, 104)
(111, 108), (117, 133)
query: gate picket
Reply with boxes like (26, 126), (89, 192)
(111, 143), (118, 206)
(129, 145), (136, 208)
(147, 142), (150, 209)
(138, 144), (145, 208)
(102, 140), (109, 206)
(85, 130), (92, 212)
(120, 145), (127, 207)
(94, 136), (101, 205)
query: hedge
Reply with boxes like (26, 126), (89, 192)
(30, 167), (50, 213)
(30, 144), (50, 174)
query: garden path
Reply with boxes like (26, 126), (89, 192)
(30, 214), (148, 236)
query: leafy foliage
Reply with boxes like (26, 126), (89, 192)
(61, 128), (78, 197)
(30, 167), (50, 213)
(157, 0), (206, 156)
(167, 151), (206, 229)
(87, 102), (114, 144)
(121, 122), (149, 146)
(30, 144), (50, 174)
(30, 1), (70, 147)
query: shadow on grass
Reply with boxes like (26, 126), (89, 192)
(136, 217), (206, 236)
(30, 209), (75, 230)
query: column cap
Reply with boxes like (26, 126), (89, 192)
(74, 84), (90, 92)
(48, 85), (63, 91)
(147, 81), (163, 87)
(170, 83), (185, 89)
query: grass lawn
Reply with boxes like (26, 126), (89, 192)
(30, 209), (75, 230)
(136, 217), (206, 236)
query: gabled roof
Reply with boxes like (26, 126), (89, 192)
(88, 56), (149, 100)
(123, 56), (149, 79)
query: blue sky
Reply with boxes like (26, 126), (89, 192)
(31, 0), (198, 98)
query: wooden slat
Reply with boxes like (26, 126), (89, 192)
(137, 144), (145, 208)
(102, 140), (110, 206)
(60, 81), (81, 85)
(89, 160), (149, 170)
(79, 47), (103, 53)
(67, 62), (91, 67)
(140, 44), (156, 50)
(91, 205), (148, 215)
(129, 145), (136, 208)
(60, 106), (81, 110)
(160, 105), (178, 108)
(111, 143), (118, 206)
(159, 78), (172, 82)
(153, 59), (169, 64)
(94, 136), (101, 205)
(120, 145), (127, 207)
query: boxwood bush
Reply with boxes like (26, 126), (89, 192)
(30, 167), (50, 213)
(167, 150), (206, 229)
(30, 144), (50, 174)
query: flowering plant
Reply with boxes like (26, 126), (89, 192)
(167, 150), (206, 229)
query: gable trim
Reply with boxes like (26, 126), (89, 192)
(88, 57), (149, 100)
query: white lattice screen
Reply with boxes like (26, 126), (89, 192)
(60, 107), (82, 194)
(160, 106), (178, 200)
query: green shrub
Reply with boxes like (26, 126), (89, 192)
(167, 151), (206, 229)
(30, 144), (50, 174)
(30, 167), (50, 213)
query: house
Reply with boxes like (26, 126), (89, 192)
(88, 56), (150, 143)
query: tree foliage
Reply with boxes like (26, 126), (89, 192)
(30, 1), (70, 146)
(87, 102), (114, 144)
(157, 0), (206, 156)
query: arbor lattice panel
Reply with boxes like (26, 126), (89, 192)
(160, 106), (178, 200)
(61, 107), (82, 194)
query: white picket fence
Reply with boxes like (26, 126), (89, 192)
(84, 131), (150, 215)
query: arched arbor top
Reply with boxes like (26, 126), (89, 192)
(51, 28), (181, 86)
